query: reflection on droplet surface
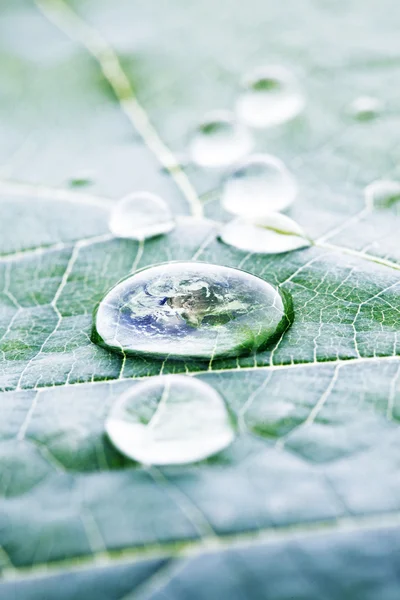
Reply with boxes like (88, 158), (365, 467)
(219, 213), (311, 254)
(109, 192), (174, 240)
(236, 65), (305, 129)
(349, 96), (383, 121)
(189, 110), (253, 168)
(106, 375), (235, 465)
(92, 261), (292, 360)
(365, 179), (400, 210)
(222, 154), (297, 218)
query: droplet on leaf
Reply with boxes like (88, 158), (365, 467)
(365, 180), (400, 210)
(106, 375), (235, 465)
(221, 154), (297, 218)
(189, 110), (253, 168)
(348, 96), (383, 121)
(109, 192), (175, 240)
(236, 65), (305, 129)
(92, 261), (293, 360)
(219, 213), (311, 254)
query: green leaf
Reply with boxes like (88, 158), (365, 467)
(1, 0), (400, 598)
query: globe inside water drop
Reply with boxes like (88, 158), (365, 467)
(222, 154), (297, 219)
(106, 375), (235, 465)
(92, 261), (292, 361)
(189, 110), (253, 168)
(236, 65), (305, 129)
(109, 192), (174, 240)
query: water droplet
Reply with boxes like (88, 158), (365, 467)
(109, 192), (175, 240)
(68, 170), (95, 187)
(106, 375), (235, 465)
(349, 96), (383, 121)
(219, 213), (311, 254)
(236, 65), (305, 129)
(221, 154), (297, 218)
(365, 179), (400, 209)
(92, 261), (292, 360)
(189, 110), (253, 168)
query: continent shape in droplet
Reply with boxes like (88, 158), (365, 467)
(236, 65), (305, 129)
(365, 180), (400, 210)
(219, 213), (311, 254)
(221, 154), (297, 219)
(109, 192), (174, 240)
(92, 261), (293, 361)
(189, 110), (253, 168)
(106, 375), (235, 465)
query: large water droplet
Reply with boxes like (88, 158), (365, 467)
(221, 154), (297, 218)
(92, 261), (292, 360)
(189, 110), (253, 168)
(109, 192), (174, 240)
(236, 65), (305, 129)
(219, 213), (311, 254)
(365, 179), (400, 210)
(106, 375), (235, 465)
(348, 96), (383, 121)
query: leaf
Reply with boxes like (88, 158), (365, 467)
(1, 0), (400, 598)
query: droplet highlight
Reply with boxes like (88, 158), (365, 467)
(219, 213), (311, 254)
(109, 192), (174, 240)
(349, 96), (383, 121)
(236, 65), (305, 129)
(365, 180), (400, 210)
(221, 154), (297, 219)
(189, 110), (253, 168)
(92, 261), (292, 361)
(106, 375), (235, 465)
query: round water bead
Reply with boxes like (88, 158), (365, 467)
(189, 110), (253, 168)
(106, 375), (235, 465)
(219, 213), (311, 254)
(109, 192), (174, 240)
(92, 261), (292, 361)
(221, 154), (297, 218)
(236, 65), (305, 129)
(348, 96), (383, 121)
(365, 180), (400, 210)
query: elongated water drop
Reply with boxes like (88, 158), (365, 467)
(106, 375), (235, 465)
(236, 65), (305, 129)
(92, 261), (292, 360)
(365, 180), (400, 209)
(109, 192), (174, 240)
(189, 110), (253, 168)
(219, 213), (311, 254)
(222, 154), (297, 218)
(349, 96), (383, 121)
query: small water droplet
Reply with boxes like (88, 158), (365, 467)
(365, 179), (400, 209)
(349, 96), (383, 121)
(92, 261), (292, 360)
(236, 65), (305, 129)
(189, 110), (253, 168)
(106, 375), (235, 465)
(219, 213), (311, 254)
(109, 192), (175, 240)
(222, 154), (297, 218)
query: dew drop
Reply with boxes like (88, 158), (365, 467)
(221, 154), (297, 218)
(348, 96), (383, 121)
(236, 65), (305, 129)
(365, 179), (400, 210)
(92, 261), (292, 360)
(189, 110), (253, 168)
(219, 213), (311, 254)
(109, 192), (175, 240)
(106, 375), (235, 465)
